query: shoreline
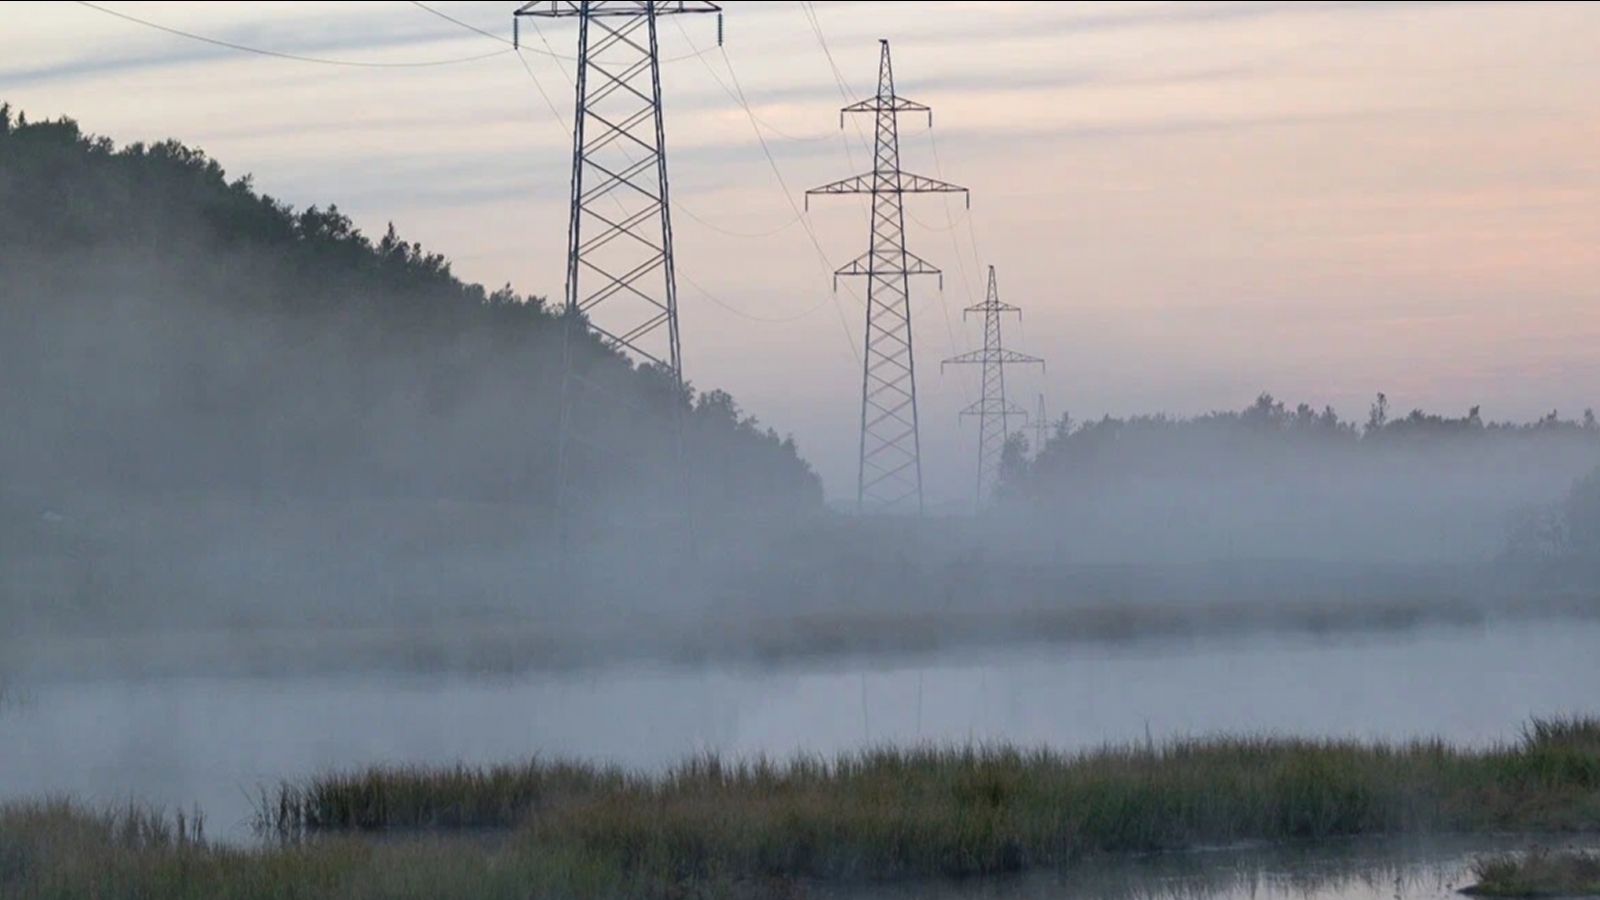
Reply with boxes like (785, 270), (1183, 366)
(5, 585), (1596, 685)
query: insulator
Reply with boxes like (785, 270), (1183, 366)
(717, 12), (724, 46)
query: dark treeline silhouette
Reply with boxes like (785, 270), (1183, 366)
(990, 391), (1600, 567)
(0, 104), (821, 516)
(1002, 391), (1598, 498)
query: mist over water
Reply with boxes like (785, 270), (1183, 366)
(4, 618), (1596, 844)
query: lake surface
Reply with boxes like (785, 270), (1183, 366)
(835, 834), (1600, 900)
(2, 617), (1597, 843)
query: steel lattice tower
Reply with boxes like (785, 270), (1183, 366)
(1032, 393), (1050, 456)
(514, 1), (719, 555)
(943, 266), (1044, 509)
(807, 39), (967, 516)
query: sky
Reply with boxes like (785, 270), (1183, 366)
(3, 0), (1598, 509)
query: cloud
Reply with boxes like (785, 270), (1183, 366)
(0, 6), (508, 87)
(816, 0), (1548, 47)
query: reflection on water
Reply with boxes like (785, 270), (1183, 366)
(2, 619), (1599, 843)
(838, 836), (1600, 900)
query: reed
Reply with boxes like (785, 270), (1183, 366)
(5, 717), (1598, 899)
(1465, 848), (1600, 897)
(266, 717), (1600, 879)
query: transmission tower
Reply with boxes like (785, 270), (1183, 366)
(942, 266), (1044, 510)
(514, 1), (720, 557)
(807, 39), (968, 516)
(1032, 394), (1050, 455)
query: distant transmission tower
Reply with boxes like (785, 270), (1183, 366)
(942, 266), (1044, 510)
(807, 39), (968, 516)
(514, 1), (721, 555)
(1032, 393), (1050, 455)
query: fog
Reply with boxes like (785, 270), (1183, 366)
(5, 107), (1600, 854)
(7, 278), (1599, 686)
(5, 110), (1600, 685)
(5, 618), (1597, 843)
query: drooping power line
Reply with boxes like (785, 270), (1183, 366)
(407, 1), (513, 47)
(73, 0), (513, 68)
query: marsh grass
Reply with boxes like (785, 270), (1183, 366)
(266, 717), (1600, 881)
(6, 718), (1599, 898)
(1466, 848), (1600, 897)
(0, 800), (769, 900)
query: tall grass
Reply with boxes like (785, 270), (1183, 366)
(1466, 848), (1600, 897)
(0, 800), (762, 900)
(266, 717), (1600, 881)
(5, 718), (1598, 898)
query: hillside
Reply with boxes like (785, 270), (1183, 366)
(0, 103), (824, 637)
(0, 103), (822, 513)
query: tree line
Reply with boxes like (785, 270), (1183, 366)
(0, 104), (823, 522)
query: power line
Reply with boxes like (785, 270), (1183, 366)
(673, 202), (805, 239)
(799, 1), (859, 103)
(513, 48), (570, 135)
(797, 2), (872, 185)
(681, 275), (835, 324)
(925, 127), (982, 401)
(521, 11), (575, 77)
(931, 126), (1038, 406)
(715, 44), (863, 360)
(73, 1), (513, 68)
(408, 1), (513, 47)
(905, 205), (972, 232)
(659, 18), (836, 145)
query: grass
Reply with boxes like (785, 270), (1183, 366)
(1465, 848), (1600, 897)
(0, 800), (794, 900)
(0, 800), (742, 900)
(4, 716), (1599, 899)
(262, 716), (1600, 876)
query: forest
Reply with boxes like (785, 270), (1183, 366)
(0, 103), (823, 519)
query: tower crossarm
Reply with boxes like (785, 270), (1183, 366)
(941, 349), (1045, 372)
(805, 171), (969, 208)
(840, 94), (933, 130)
(517, 2), (721, 18)
(963, 300), (1022, 318)
(832, 249), (943, 291)
(958, 399), (1031, 420)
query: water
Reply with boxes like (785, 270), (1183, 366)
(2, 617), (1597, 843)
(835, 835), (1600, 900)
